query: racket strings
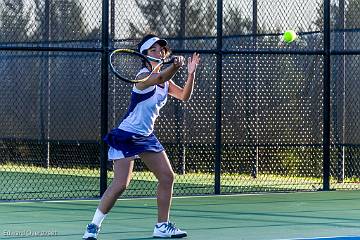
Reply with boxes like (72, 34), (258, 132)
(110, 52), (147, 81)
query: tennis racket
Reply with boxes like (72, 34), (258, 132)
(109, 48), (175, 83)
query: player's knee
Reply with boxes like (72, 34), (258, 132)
(159, 172), (175, 186)
(112, 182), (129, 195)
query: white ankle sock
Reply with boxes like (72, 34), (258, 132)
(91, 208), (107, 227)
(156, 221), (168, 226)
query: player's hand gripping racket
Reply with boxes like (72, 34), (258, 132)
(109, 49), (175, 83)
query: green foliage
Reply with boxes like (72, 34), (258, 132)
(223, 4), (252, 35)
(130, 0), (251, 38)
(0, 0), (31, 42)
(312, 1), (339, 31)
(48, 0), (87, 40)
(345, 0), (360, 28)
(279, 148), (322, 177)
(129, 0), (181, 37)
(309, 1), (360, 31)
(1, 0), (100, 42)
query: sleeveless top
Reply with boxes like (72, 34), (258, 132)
(118, 68), (169, 136)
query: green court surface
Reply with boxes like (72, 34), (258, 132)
(1, 191), (360, 240)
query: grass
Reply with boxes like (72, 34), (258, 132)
(1, 163), (360, 201)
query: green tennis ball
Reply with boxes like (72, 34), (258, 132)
(283, 30), (297, 43)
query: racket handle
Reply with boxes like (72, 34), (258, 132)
(164, 57), (175, 64)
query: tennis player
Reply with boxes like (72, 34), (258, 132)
(83, 34), (200, 239)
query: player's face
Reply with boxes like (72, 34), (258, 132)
(147, 43), (165, 59)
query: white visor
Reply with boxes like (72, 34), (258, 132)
(139, 37), (167, 54)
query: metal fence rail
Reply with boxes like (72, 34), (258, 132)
(0, 0), (359, 200)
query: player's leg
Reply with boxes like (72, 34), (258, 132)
(140, 151), (187, 238)
(99, 157), (134, 213)
(83, 157), (134, 240)
(140, 151), (174, 222)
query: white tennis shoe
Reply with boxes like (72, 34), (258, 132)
(153, 222), (187, 238)
(82, 223), (99, 240)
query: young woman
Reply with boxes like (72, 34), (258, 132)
(83, 34), (200, 239)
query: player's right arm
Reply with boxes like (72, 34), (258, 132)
(135, 56), (185, 90)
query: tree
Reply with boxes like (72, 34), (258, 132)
(223, 4), (252, 35)
(311, 1), (339, 31)
(29, 0), (101, 141)
(345, 0), (360, 28)
(0, 0), (34, 134)
(129, 0), (252, 38)
(49, 0), (88, 41)
(31, 0), (100, 41)
(343, 0), (360, 146)
(311, 0), (360, 177)
(129, 0), (181, 37)
(0, 0), (30, 42)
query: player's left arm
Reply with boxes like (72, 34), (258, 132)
(168, 52), (200, 101)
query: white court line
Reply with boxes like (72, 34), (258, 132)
(43, 191), (308, 203)
(0, 191), (334, 204)
(0, 192), (281, 203)
(45, 193), (268, 203)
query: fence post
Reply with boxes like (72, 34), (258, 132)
(323, 0), (331, 191)
(335, 0), (346, 183)
(215, 0), (223, 195)
(100, 0), (110, 196)
(176, 0), (187, 175)
(40, 0), (51, 169)
(251, 0), (258, 178)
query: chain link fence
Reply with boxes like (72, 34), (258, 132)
(0, 0), (359, 200)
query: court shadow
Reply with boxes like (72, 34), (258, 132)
(122, 238), (154, 240)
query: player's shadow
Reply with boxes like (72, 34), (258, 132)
(122, 238), (154, 240)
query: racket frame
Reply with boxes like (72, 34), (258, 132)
(109, 48), (174, 83)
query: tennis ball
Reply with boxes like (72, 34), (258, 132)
(283, 30), (297, 43)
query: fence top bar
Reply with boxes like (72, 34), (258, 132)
(1, 46), (359, 56)
(0, 46), (103, 52)
(172, 49), (324, 55)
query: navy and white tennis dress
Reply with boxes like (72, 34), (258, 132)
(104, 68), (169, 160)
